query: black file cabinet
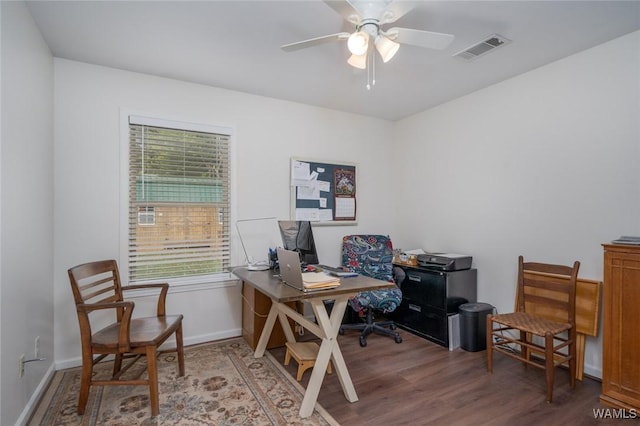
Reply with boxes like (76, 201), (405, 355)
(393, 265), (477, 347)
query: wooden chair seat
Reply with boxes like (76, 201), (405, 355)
(490, 312), (571, 336)
(91, 315), (184, 351)
(68, 259), (185, 417)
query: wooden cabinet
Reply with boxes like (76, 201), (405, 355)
(241, 282), (296, 350)
(600, 244), (640, 410)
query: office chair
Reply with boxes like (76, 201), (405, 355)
(339, 235), (403, 347)
(487, 255), (580, 402)
(68, 259), (185, 416)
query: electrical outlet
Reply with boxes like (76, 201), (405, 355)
(19, 354), (25, 378)
(35, 336), (40, 358)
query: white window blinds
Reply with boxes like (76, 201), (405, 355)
(128, 117), (231, 282)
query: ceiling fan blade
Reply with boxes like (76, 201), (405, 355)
(386, 27), (455, 50)
(379, 1), (415, 25)
(323, 0), (411, 25)
(322, 0), (362, 25)
(281, 32), (350, 52)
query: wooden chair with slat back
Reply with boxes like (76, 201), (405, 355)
(486, 255), (580, 403)
(68, 259), (185, 417)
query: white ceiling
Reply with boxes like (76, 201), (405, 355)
(26, 0), (640, 121)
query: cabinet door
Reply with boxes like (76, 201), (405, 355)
(602, 249), (640, 408)
(402, 269), (446, 309)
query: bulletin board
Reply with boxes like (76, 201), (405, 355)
(290, 157), (357, 225)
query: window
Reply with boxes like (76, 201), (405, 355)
(127, 116), (231, 283)
(137, 206), (156, 226)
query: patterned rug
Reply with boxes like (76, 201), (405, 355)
(30, 338), (339, 425)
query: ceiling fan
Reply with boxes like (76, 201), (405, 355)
(281, 0), (455, 71)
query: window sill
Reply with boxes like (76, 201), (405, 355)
(125, 273), (239, 297)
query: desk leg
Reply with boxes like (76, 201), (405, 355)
(278, 309), (298, 344)
(299, 296), (358, 418)
(254, 302), (279, 358)
(254, 296), (298, 357)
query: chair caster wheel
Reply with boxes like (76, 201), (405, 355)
(339, 328), (345, 335)
(394, 335), (402, 344)
(359, 336), (367, 347)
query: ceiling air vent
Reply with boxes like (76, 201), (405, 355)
(453, 34), (511, 61)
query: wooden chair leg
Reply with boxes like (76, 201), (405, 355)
(113, 353), (123, 377)
(520, 330), (530, 367)
(146, 346), (160, 416)
(545, 333), (554, 403)
(486, 316), (493, 373)
(77, 357), (93, 415)
(176, 323), (185, 377)
(569, 335), (576, 389)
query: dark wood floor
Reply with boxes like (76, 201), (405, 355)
(269, 329), (622, 425)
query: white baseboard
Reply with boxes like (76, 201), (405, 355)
(584, 363), (602, 380)
(15, 363), (56, 426)
(183, 329), (242, 348)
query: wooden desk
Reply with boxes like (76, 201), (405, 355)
(232, 267), (394, 418)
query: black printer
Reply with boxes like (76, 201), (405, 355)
(416, 252), (472, 271)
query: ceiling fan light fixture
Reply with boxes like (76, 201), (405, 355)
(347, 30), (369, 55)
(347, 52), (367, 69)
(375, 35), (400, 62)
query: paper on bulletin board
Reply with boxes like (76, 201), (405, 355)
(318, 209), (333, 221)
(291, 160), (320, 187)
(297, 181), (320, 200)
(334, 197), (356, 220)
(295, 208), (320, 221)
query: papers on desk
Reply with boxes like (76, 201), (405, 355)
(404, 248), (427, 255)
(611, 236), (640, 245)
(301, 272), (341, 289)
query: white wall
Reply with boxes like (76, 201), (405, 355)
(392, 31), (640, 378)
(53, 59), (395, 365)
(1, 2), (55, 425)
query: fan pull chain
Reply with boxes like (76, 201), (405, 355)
(366, 52), (371, 90)
(366, 45), (376, 90)
(372, 51), (376, 87)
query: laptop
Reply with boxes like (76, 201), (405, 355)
(277, 248), (340, 292)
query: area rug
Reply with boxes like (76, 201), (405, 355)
(31, 338), (339, 425)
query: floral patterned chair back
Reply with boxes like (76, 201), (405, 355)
(341, 234), (394, 282)
(340, 235), (403, 346)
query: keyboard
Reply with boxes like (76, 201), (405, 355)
(316, 264), (358, 277)
(316, 264), (343, 273)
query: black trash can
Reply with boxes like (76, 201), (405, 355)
(459, 302), (494, 352)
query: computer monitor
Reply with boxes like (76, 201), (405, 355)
(278, 220), (319, 265)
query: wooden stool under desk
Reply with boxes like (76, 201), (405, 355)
(285, 342), (332, 381)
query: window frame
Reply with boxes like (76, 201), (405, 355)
(119, 111), (237, 291)
(137, 206), (156, 226)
